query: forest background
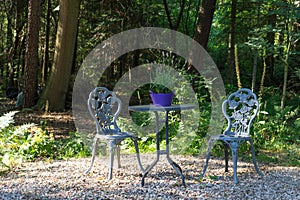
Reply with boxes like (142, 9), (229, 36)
(0, 0), (299, 170)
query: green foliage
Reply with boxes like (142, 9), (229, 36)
(120, 103), (211, 156)
(149, 51), (184, 94)
(55, 132), (90, 159)
(254, 105), (299, 147)
(150, 65), (177, 93)
(124, 83), (300, 166)
(120, 70), (212, 155)
(118, 114), (158, 153)
(1, 0), (299, 169)
(245, 90), (299, 165)
(0, 112), (55, 168)
(0, 112), (90, 172)
(17, 125), (55, 160)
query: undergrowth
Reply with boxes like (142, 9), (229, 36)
(0, 111), (90, 172)
(120, 86), (300, 167)
(1, 86), (299, 173)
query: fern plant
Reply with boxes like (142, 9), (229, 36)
(0, 111), (18, 130)
(0, 111), (55, 170)
(0, 111), (90, 172)
(0, 111), (19, 169)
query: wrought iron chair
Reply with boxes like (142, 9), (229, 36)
(201, 88), (263, 183)
(85, 87), (144, 179)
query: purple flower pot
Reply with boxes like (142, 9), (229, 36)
(150, 92), (174, 106)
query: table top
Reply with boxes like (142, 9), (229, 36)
(128, 104), (197, 112)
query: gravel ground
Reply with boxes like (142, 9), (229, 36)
(0, 154), (299, 200)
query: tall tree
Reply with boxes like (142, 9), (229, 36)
(41, 0), (52, 85)
(226, 0), (237, 84)
(23, 0), (40, 108)
(13, 0), (27, 87)
(5, 0), (15, 87)
(163, 0), (186, 31)
(265, 9), (276, 85)
(193, 0), (217, 49)
(251, 1), (261, 92)
(280, 0), (297, 109)
(38, 0), (81, 111)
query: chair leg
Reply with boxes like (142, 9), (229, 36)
(229, 141), (239, 184)
(132, 138), (145, 173)
(201, 138), (215, 178)
(249, 140), (263, 176)
(85, 137), (99, 174)
(223, 142), (229, 172)
(108, 140), (116, 180)
(116, 145), (121, 168)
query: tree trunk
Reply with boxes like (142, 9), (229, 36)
(193, 0), (217, 49)
(163, 0), (185, 30)
(265, 11), (276, 85)
(163, 0), (186, 54)
(252, 52), (258, 92)
(38, 0), (81, 111)
(258, 50), (267, 100)
(23, 0), (40, 108)
(234, 45), (242, 88)
(41, 0), (51, 85)
(226, 0), (237, 85)
(251, 2), (261, 92)
(281, 14), (293, 109)
(5, 1), (14, 87)
(13, 0), (27, 88)
(281, 47), (289, 109)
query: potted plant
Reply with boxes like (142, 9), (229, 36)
(149, 65), (177, 106)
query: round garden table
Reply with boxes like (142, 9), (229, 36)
(128, 104), (197, 186)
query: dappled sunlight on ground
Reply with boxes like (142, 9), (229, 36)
(1, 155), (299, 199)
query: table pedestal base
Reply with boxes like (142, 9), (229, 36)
(128, 104), (196, 187)
(141, 111), (186, 187)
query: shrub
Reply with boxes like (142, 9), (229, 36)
(0, 111), (89, 172)
(0, 111), (56, 169)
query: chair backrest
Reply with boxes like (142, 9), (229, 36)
(88, 87), (122, 134)
(222, 88), (259, 137)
